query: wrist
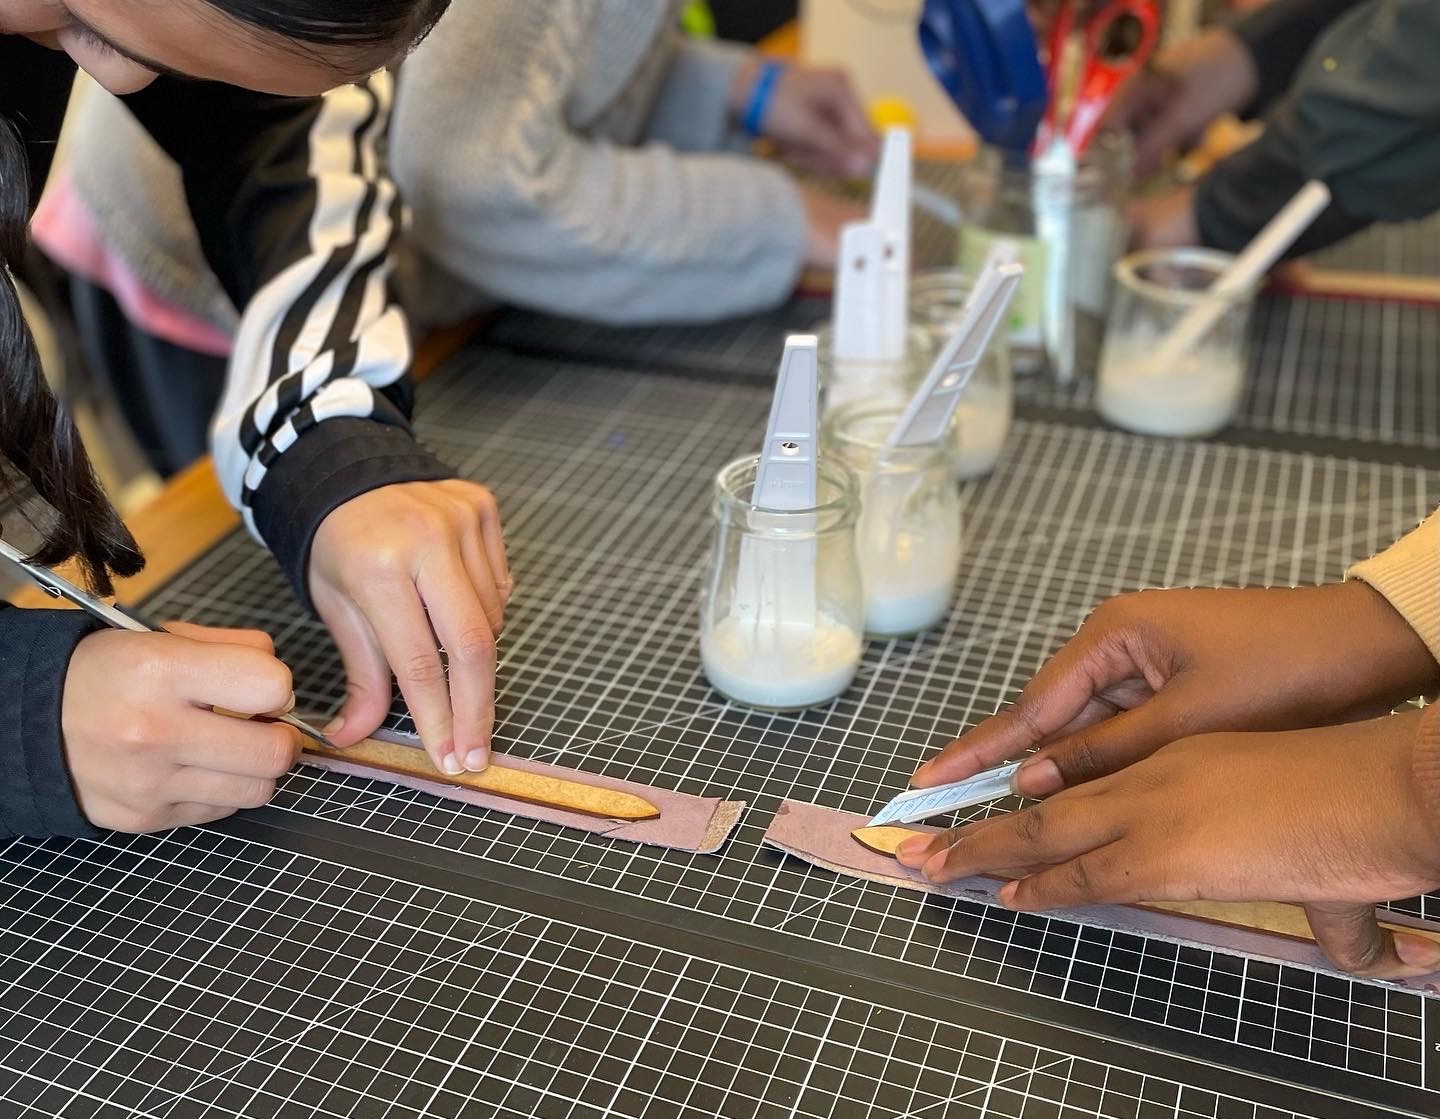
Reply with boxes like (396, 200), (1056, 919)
(732, 59), (785, 139)
(1407, 707), (1440, 873)
(728, 55), (760, 118)
(1334, 580), (1440, 703)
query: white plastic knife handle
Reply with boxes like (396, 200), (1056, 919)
(884, 257), (1025, 452)
(753, 335), (819, 511)
(870, 127), (912, 359)
(833, 222), (898, 364)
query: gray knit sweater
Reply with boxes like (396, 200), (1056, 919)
(58, 0), (809, 330)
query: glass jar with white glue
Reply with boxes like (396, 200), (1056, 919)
(909, 268), (1014, 479)
(823, 401), (961, 638)
(699, 455), (864, 710)
(1096, 247), (1255, 438)
(957, 131), (1132, 382)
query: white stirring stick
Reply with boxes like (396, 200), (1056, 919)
(833, 223), (893, 364)
(1150, 180), (1331, 371)
(737, 335), (820, 630)
(884, 254), (1026, 453)
(870, 127), (913, 360)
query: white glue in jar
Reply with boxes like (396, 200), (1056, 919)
(823, 401), (962, 638)
(699, 455), (864, 711)
(909, 269), (1015, 479)
(1096, 248), (1255, 438)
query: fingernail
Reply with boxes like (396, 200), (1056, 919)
(998, 881), (1020, 907)
(909, 762), (932, 788)
(464, 748), (489, 772)
(322, 716), (345, 737)
(282, 693), (297, 714)
(1395, 935), (1440, 971)
(440, 753), (464, 776)
(895, 836), (931, 866)
(1016, 758), (1063, 797)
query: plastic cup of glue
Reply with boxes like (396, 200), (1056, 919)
(699, 455), (865, 711)
(823, 401), (962, 639)
(1096, 248), (1256, 439)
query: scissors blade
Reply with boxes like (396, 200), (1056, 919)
(868, 761), (1024, 826)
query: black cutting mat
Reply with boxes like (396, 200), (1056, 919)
(122, 348), (1440, 1117)
(1308, 213), (1440, 276)
(0, 829), (1329, 1119)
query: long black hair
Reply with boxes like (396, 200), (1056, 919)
(208, 0), (452, 55)
(0, 0), (451, 593)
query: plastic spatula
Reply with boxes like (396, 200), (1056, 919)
(884, 253), (1025, 453)
(736, 336), (820, 630)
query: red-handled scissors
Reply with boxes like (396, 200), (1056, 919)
(1033, 0), (1161, 158)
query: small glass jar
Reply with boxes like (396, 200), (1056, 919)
(823, 401), (961, 638)
(909, 268), (1015, 479)
(699, 455), (864, 710)
(1096, 247), (1254, 438)
(813, 321), (930, 415)
(956, 131), (1133, 382)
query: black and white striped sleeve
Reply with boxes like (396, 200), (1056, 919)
(123, 73), (451, 606)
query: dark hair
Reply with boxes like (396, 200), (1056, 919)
(0, 121), (143, 594)
(208, 0), (452, 54)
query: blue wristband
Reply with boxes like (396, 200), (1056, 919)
(742, 60), (784, 139)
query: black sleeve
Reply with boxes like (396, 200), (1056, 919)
(1231, 0), (1369, 117)
(1198, 0), (1440, 256)
(0, 606), (102, 839)
(1193, 114), (1369, 256)
(119, 74), (451, 609)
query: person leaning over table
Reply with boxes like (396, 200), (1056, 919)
(1105, 0), (1440, 257)
(0, 0), (514, 842)
(898, 510), (1440, 980)
(43, 0), (880, 374)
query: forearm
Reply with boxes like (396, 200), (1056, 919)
(0, 606), (101, 839)
(646, 37), (756, 152)
(1348, 510), (1440, 674)
(409, 143), (808, 326)
(125, 75), (453, 607)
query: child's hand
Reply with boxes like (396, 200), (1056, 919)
(1128, 185), (1200, 248)
(912, 583), (1437, 797)
(1101, 27), (1258, 177)
(307, 480), (511, 776)
(63, 623), (302, 833)
(899, 709), (1440, 979)
(732, 59), (879, 178)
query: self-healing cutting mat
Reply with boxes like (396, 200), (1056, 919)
(2, 345), (1438, 1117)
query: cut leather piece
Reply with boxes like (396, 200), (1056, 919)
(300, 728), (745, 854)
(765, 800), (1440, 995)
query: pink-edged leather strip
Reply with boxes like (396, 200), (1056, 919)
(764, 799), (1440, 995)
(302, 728), (745, 854)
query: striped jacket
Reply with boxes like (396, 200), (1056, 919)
(0, 35), (450, 838)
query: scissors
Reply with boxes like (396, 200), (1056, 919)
(0, 539), (335, 748)
(919, 0), (1048, 154)
(1032, 0), (1161, 159)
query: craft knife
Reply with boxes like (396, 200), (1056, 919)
(0, 539), (335, 748)
(868, 760), (1024, 826)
